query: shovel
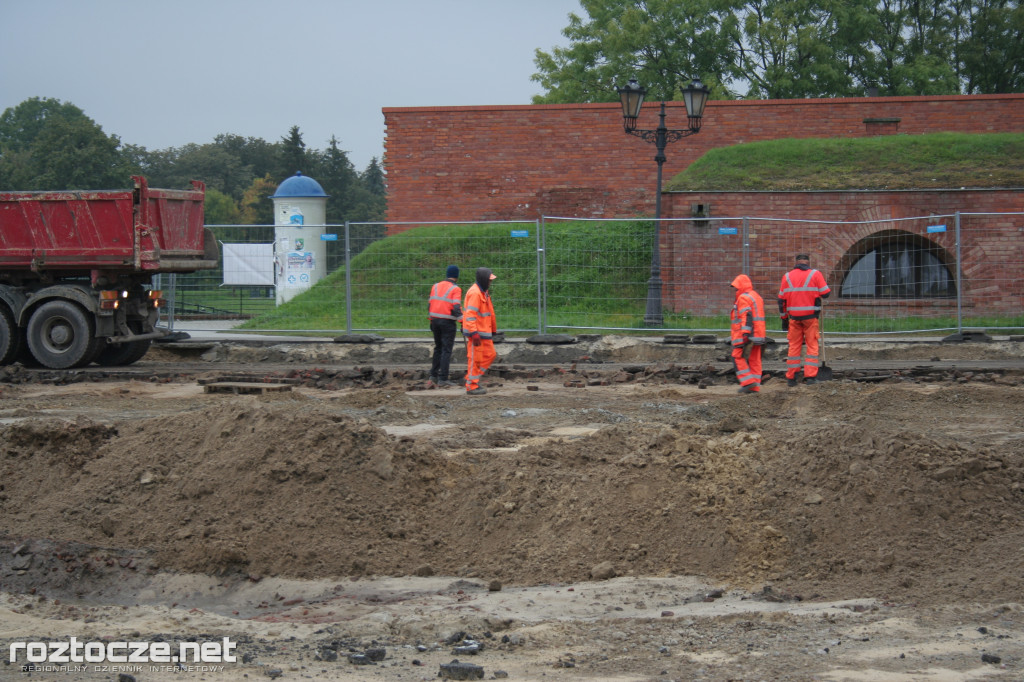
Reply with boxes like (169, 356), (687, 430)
(816, 308), (833, 381)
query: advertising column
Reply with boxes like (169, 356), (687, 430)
(270, 172), (329, 306)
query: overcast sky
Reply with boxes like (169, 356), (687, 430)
(0, 0), (581, 171)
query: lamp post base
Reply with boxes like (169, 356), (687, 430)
(643, 275), (664, 327)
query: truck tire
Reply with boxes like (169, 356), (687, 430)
(0, 306), (23, 366)
(96, 322), (151, 366)
(26, 300), (104, 369)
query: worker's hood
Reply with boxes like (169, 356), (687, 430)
(476, 267), (494, 292)
(731, 274), (753, 294)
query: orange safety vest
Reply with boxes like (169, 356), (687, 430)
(730, 274), (766, 346)
(778, 267), (831, 321)
(462, 283), (496, 339)
(428, 279), (462, 321)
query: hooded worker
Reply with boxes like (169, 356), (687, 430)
(730, 274), (767, 394)
(462, 267), (498, 395)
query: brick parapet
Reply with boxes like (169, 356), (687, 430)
(384, 94), (1024, 225)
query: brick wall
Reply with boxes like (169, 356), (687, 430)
(383, 93), (1024, 225)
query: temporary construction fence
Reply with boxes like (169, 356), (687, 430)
(158, 211), (1023, 336)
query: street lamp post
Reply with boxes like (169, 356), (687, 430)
(617, 77), (710, 326)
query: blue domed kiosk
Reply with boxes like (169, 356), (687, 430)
(272, 172), (329, 305)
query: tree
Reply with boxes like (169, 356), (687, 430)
(278, 125), (307, 180)
(0, 97), (128, 190)
(240, 174), (278, 226)
(957, 0), (1024, 93)
(354, 158), (386, 222)
(311, 135), (359, 223)
(159, 143), (252, 198)
(204, 187), (242, 225)
(737, 0), (878, 98)
(532, 0), (742, 102)
(213, 133), (278, 184)
(361, 157), (386, 197)
(531, 0), (1024, 102)
(860, 0), (961, 95)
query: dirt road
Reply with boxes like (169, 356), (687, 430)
(1, 336), (1022, 681)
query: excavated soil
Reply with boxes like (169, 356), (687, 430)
(1, 336), (1023, 681)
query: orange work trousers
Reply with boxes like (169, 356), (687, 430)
(464, 338), (496, 390)
(786, 318), (821, 379)
(731, 343), (763, 390)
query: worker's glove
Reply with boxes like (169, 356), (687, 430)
(781, 318), (789, 332)
(471, 335), (482, 347)
(741, 339), (753, 360)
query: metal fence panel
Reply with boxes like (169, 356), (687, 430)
(750, 214), (964, 335)
(160, 211), (1023, 336)
(540, 218), (661, 331)
(341, 221), (540, 333)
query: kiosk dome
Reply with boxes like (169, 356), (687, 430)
(272, 171), (328, 198)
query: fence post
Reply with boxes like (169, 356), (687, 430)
(535, 218), (543, 334)
(344, 220), (353, 334)
(166, 273), (177, 332)
(742, 217), (750, 274)
(955, 210), (963, 334)
(540, 217), (548, 334)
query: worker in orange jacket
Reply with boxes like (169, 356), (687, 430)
(427, 264), (462, 388)
(730, 274), (767, 394)
(778, 253), (831, 386)
(462, 267), (497, 395)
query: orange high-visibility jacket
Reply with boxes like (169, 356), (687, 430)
(730, 274), (766, 346)
(428, 279), (462, 321)
(778, 267), (831, 321)
(462, 283), (496, 339)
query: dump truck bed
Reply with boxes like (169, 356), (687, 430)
(0, 176), (215, 274)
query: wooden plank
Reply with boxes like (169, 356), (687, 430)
(203, 382), (293, 395)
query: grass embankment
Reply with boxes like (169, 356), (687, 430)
(667, 132), (1024, 191)
(238, 220), (726, 333)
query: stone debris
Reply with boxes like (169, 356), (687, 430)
(439, 660), (485, 680)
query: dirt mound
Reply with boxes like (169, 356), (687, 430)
(2, 379), (1022, 606)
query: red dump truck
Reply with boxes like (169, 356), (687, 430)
(0, 176), (218, 369)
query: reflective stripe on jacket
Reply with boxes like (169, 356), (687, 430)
(462, 283), (496, 339)
(778, 267), (831, 321)
(730, 274), (766, 346)
(428, 279), (462, 321)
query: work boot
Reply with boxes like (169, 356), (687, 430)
(738, 385), (758, 394)
(786, 378), (798, 388)
(805, 377), (819, 385)
(438, 379), (455, 388)
(466, 387), (487, 396)
(426, 378), (438, 389)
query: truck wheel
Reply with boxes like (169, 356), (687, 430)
(26, 300), (103, 369)
(0, 307), (23, 366)
(96, 323), (151, 366)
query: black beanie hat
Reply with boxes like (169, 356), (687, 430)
(446, 264), (459, 279)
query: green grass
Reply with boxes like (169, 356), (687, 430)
(667, 132), (1024, 191)
(239, 220), (666, 332)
